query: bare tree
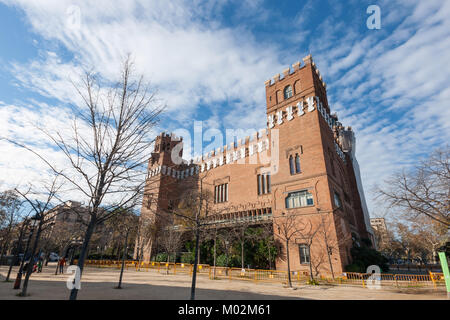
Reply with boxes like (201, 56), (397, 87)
(172, 182), (214, 300)
(107, 209), (139, 289)
(142, 169), (223, 299)
(45, 221), (85, 275)
(231, 219), (254, 270)
(260, 222), (277, 270)
(0, 190), (24, 263)
(314, 211), (352, 279)
(273, 213), (308, 288)
(217, 227), (236, 269)
(295, 220), (321, 282)
(376, 147), (449, 228)
(410, 216), (447, 264)
(156, 220), (183, 273)
(392, 216), (446, 266)
(14, 176), (62, 297)
(4, 212), (31, 282)
(134, 215), (157, 269)
(203, 224), (219, 278)
(4, 57), (164, 300)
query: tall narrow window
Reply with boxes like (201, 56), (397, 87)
(334, 191), (342, 208)
(257, 174), (271, 195)
(215, 184), (228, 203)
(257, 174), (262, 195)
(295, 154), (301, 173)
(214, 186), (219, 203)
(261, 174), (266, 194)
(289, 155), (295, 175)
(284, 85), (293, 100)
(299, 244), (310, 264)
(266, 174), (271, 193)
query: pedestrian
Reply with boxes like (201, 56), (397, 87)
(38, 259), (42, 273)
(59, 257), (66, 274)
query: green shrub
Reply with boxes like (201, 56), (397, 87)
(345, 238), (389, 273)
(307, 278), (320, 286)
(215, 254), (229, 267)
(344, 263), (364, 273)
(180, 252), (194, 264)
(154, 253), (176, 262)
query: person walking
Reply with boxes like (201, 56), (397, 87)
(37, 259), (43, 273)
(59, 257), (66, 274)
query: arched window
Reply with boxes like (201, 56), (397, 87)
(284, 85), (293, 100)
(289, 155), (295, 175)
(295, 153), (301, 173)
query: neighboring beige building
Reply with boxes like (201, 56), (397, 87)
(370, 217), (388, 249)
(45, 201), (111, 255)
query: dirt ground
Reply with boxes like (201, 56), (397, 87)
(0, 264), (446, 300)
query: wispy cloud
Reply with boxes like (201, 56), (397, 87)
(0, 0), (448, 217)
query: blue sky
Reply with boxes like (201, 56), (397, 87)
(0, 0), (449, 217)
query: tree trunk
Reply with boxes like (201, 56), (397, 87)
(166, 250), (170, 274)
(20, 222), (42, 297)
(241, 240), (245, 270)
(308, 244), (314, 281)
(14, 227), (34, 290)
(0, 226), (13, 264)
(190, 223), (200, 300)
(286, 240), (292, 288)
(213, 231), (217, 279)
(117, 231), (129, 289)
(6, 226), (25, 282)
(69, 216), (96, 300)
(268, 242), (272, 270)
(325, 246), (335, 280)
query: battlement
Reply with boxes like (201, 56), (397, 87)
(156, 131), (183, 142)
(264, 54), (327, 89)
(192, 128), (270, 168)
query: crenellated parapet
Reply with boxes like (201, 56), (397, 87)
(147, 129), (272, 180)
(147, 161), (199, 180)
(193, 128), (270, 172)
(264, 54), (327, 89)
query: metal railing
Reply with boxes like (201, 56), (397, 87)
(79, 260), (446, 289)
(341, 272), (446, 288)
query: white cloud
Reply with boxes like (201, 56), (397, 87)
(0, 0), (448, 218)
(3, 0), (283, 118)
(315, 0), (450, 214)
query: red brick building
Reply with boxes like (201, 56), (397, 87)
(137, 55), (374, 276)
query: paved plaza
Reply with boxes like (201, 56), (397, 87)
(0, 264), (446, 300)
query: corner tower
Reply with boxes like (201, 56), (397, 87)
(265, 55), (372, 275)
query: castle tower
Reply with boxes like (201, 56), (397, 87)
(264, 55), (371, 275)
(137, 54), (373, 276)
(135, 132), (184, 261)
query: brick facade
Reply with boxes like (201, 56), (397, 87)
(136, 55), (373, 276)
